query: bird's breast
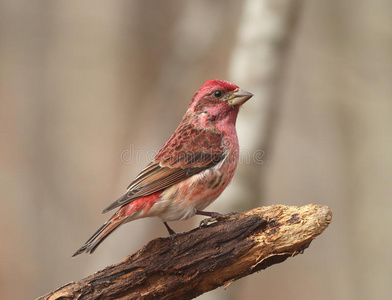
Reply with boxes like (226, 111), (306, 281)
(156, 149), (239, 221)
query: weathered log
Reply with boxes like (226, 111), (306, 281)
(38, 204), (332, 300)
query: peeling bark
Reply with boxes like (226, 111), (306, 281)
(38, 204), (332, 300)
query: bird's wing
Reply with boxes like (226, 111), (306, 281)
(102, 124), (226, 213)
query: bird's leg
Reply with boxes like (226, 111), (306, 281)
(163, 222), (176, 236)
(196, 210), (239, 228)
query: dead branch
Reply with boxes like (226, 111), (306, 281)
(37, 204), (332, 300)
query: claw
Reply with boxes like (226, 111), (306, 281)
(199, 217), (218, 228)
(198, 211), (240, 228)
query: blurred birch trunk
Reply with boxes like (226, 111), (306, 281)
(201, 1), (304, 299)
(217, 0), (304, 222)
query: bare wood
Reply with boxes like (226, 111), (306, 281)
(38, 204), (332, 300)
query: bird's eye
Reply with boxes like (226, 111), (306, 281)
(214, 90), (222, 98)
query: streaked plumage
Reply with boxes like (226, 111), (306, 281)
(73, 79), (253, 256)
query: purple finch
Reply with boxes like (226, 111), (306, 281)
(73, 79), (253, 256)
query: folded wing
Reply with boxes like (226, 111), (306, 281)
(102, 124), (225, 213)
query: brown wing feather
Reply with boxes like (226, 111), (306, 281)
(102, 123), (225, 214)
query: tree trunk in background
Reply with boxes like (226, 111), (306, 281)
(224, 0), (304, 216)
(209, 1), (304, 299)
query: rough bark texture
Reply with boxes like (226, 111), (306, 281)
(38, 204), (332, 300)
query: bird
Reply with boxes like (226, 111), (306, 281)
(72, 79), (253, 256)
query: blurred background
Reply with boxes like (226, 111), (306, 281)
(1, 0), (391, 299)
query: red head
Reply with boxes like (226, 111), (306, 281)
(187, 79), (253, 129)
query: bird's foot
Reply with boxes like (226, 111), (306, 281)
(163, 221), (187, 239)
(163, 221), (176, 235)
(197, 211), (240, 228)
(199, 217), (218, 228)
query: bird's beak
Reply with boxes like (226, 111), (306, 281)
(227, 88), (253, 106)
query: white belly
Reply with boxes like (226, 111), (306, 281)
(148, 159), (236, 221)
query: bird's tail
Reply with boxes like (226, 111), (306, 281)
(72, 193), (161, 257)
(72, 212), (127, 257)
